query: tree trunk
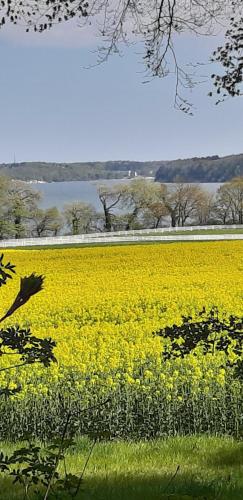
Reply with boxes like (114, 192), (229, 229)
(171, 214), (176, 227)
(73, 219), (79, 235)
(104, 208), (112, 232)
(155, 216), (162, 228)
(14, 216), (21, 239)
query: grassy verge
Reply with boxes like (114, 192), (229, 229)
(1, 240), (176, 250)
(136, 228), (243, 236)
(2, 237), (243, 250)
(1, 436), (243, 499)
(1, 239), (188, 250)
(1, 228), (242, 250)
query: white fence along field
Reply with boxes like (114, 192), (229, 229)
(0, 225), (242, 248)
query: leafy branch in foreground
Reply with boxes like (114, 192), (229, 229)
(0, 420), (94, 499)
(0, 254), (97, 499)
(0, 326), (56, 370)
(0, 253), (16, 286)
(0, 267), (56, 391)
(155, 307), (243, 377)
(210, 14), (243, 104)
(0, 273), (44, 323)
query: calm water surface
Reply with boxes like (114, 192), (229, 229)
(34, 180), (222, 210)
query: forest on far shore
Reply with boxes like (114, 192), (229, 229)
(1, 153), (243, 183)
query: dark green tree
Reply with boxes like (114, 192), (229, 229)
(7, 181), (41, 239)
(64, 202), (97, 235)
(30, 207), (64, 237)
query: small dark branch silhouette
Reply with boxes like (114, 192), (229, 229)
(0, 254), (110, 499)
(73, 438), (97, 497)
(210, 14), (243, 104)
(0, 274), (44, 323)
(0, 253), (16, 287)
(43, 411), (73, 500)
(0, 1), (235, 112)
(0, 325), (56, 372)
(0, 259), (56, 399)
(155, 307), (243, 363)
(162, 464), (180, 494)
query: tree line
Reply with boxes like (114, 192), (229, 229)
(1, 154), (243, 183)
(155, 154), (243, 183)
(0, 176), (242, 239)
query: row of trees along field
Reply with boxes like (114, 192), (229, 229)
(0, 176), (243, 239)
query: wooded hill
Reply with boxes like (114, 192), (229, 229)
(0, 161), (158, 182)
(155, 154), (243, 182)
(0, 154), (242, 182)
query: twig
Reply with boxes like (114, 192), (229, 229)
(162, 464), (180, 494)
(43, 410), (72, 500)
(73, 438), (97, 497)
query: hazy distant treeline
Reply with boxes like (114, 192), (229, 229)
(0, 161), (158, 182)
(155, 154), (243, 183)
(1, 153), (243, 183)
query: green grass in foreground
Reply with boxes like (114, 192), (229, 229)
(1, 436), (243, 499)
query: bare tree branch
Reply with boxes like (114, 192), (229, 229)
(0, 1), (240, 110)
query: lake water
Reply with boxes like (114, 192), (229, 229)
(36, 179), (129, 210)
(33, 179), (222, 211)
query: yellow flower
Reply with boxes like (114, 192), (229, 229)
(0, 241), (241, 408)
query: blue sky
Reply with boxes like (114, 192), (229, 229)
(0, 23), (242, 163)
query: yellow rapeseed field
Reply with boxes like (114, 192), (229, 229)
(0, 241), (242, 394)
(0, 240), (242, 437)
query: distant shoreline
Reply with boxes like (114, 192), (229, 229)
(23, 177), (223, 185)
(24, 176), (151, 185)
(1, 153), (242, 183)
